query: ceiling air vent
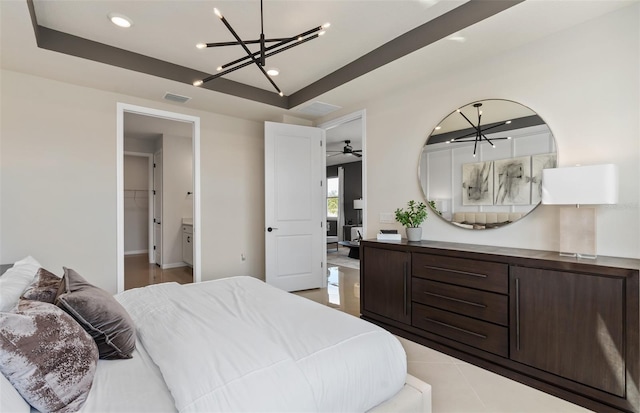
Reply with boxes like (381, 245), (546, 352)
(163, 92), (191, 104)
(296, 101), (341, 117)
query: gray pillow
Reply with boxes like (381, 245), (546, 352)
(21, 268), (62, 303)
(56, 267), (136, 359)
(0, 300), (98, 413)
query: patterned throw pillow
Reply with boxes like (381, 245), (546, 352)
(56, 267), (136, 359)
(0, 256), (41, 311)
(0, 300), (98, 413)
(21, 268), (62, 303)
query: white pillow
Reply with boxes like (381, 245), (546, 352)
(0, 256), (41, 311)
(0, 372), (30, 413)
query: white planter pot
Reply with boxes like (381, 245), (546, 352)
(406, 227), (422, 242)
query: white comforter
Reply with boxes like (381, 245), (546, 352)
(88, 276), (406, 412)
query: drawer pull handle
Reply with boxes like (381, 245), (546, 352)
(423, 317), (487, 339)
(515, 277), (521, 351)
(424, 291), (486, 308)
(403, 261), (408, 316)
(423, 265), (487, 278)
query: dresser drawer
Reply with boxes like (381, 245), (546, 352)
(413, 303), (508, 357)
(412, 278), (508, 326)
(412, 253), (508, 294)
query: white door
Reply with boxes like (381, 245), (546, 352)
(153, 150), (163, 266)
(265, 122), (324, 292)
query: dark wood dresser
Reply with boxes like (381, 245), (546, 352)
(360, 239), (640, 413)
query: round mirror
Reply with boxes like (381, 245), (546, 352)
(419, 99), (557, 229)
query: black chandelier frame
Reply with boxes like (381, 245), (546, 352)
(450, 103), (513, 157)
(194, 0), (329, 96)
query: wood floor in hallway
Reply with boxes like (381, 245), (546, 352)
(124, 254), (192, 290)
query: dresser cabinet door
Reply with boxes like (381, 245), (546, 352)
(362, 247), (411, 325)
(510, 266), (625, 397)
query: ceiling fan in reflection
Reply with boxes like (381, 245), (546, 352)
(327, 140), (362, 158)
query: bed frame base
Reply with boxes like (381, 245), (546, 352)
(368, 374), (432, 413)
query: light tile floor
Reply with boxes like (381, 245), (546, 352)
(295, 257), (592, 413)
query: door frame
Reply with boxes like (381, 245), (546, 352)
(318, 110), (367, 240)
(116, 103), (201, 293)
(152, 149), (163, 267)
(123, 151), (154, 263)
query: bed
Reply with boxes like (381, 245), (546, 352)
(0, 257), (431, 413)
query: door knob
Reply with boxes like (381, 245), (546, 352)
(267, 227), (278, 232)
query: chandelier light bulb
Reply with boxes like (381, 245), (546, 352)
(214, 8), (223, 19)
(216, 66), (223, 71)
(267, 68), (279, 76)
(506, 120), (512, 124)
(279, 92), (284, 97)
(196, 43), (206, 49)
(319, 30), (326, 36)
(322, 22), (331, 29)
(193, 80), (203, 86)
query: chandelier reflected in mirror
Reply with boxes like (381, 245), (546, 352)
(447, 103), (513, 157)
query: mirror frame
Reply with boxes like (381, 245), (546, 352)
(419, 99), (557, 230)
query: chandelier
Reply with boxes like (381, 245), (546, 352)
(193, 0), (330, 96)
(448, 103), (513, 157)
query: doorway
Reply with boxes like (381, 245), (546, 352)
(320, 110), (366, 246)
(116, 103), (201, 293)
(317, 111), (366, 309)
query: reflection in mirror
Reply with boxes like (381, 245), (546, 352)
(419, 99), (557, 230)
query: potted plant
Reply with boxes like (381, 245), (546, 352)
(395, 200), (428, 241)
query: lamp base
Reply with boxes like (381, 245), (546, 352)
(559, 206), (597, 259)
(558, 252), (597, 260)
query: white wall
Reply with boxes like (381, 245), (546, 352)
(123, 155), (149, 254)
(161, 134), (192, 267)
(1, 71), (265, 292)
(124, 137), (157, 154)
(320, 4), (640, 259)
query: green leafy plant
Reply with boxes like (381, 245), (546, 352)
(428, 200), (442, 216)
(395, 200), (428, 228)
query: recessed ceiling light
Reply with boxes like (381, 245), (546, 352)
(108, 13), (132, 28)
(267, 68), (279, 76)
(448, 32), (466, 42)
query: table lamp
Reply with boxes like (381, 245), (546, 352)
(541, 164), (618, 259)
(354, 199), (363, 225)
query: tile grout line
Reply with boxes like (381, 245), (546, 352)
(453, 362), (490, 411)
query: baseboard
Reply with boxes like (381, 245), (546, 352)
(161, 262), (187, 269)
(125, 249), (148, 256)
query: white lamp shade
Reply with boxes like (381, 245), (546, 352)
(353, 199), (364, 210)
(542, 164), (618, 205)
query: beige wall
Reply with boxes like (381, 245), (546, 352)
(123, 154), (149, 254)
(161, 134), (192, 267)
(1, 71), (265, 292)
(320, 4), (640, 259)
